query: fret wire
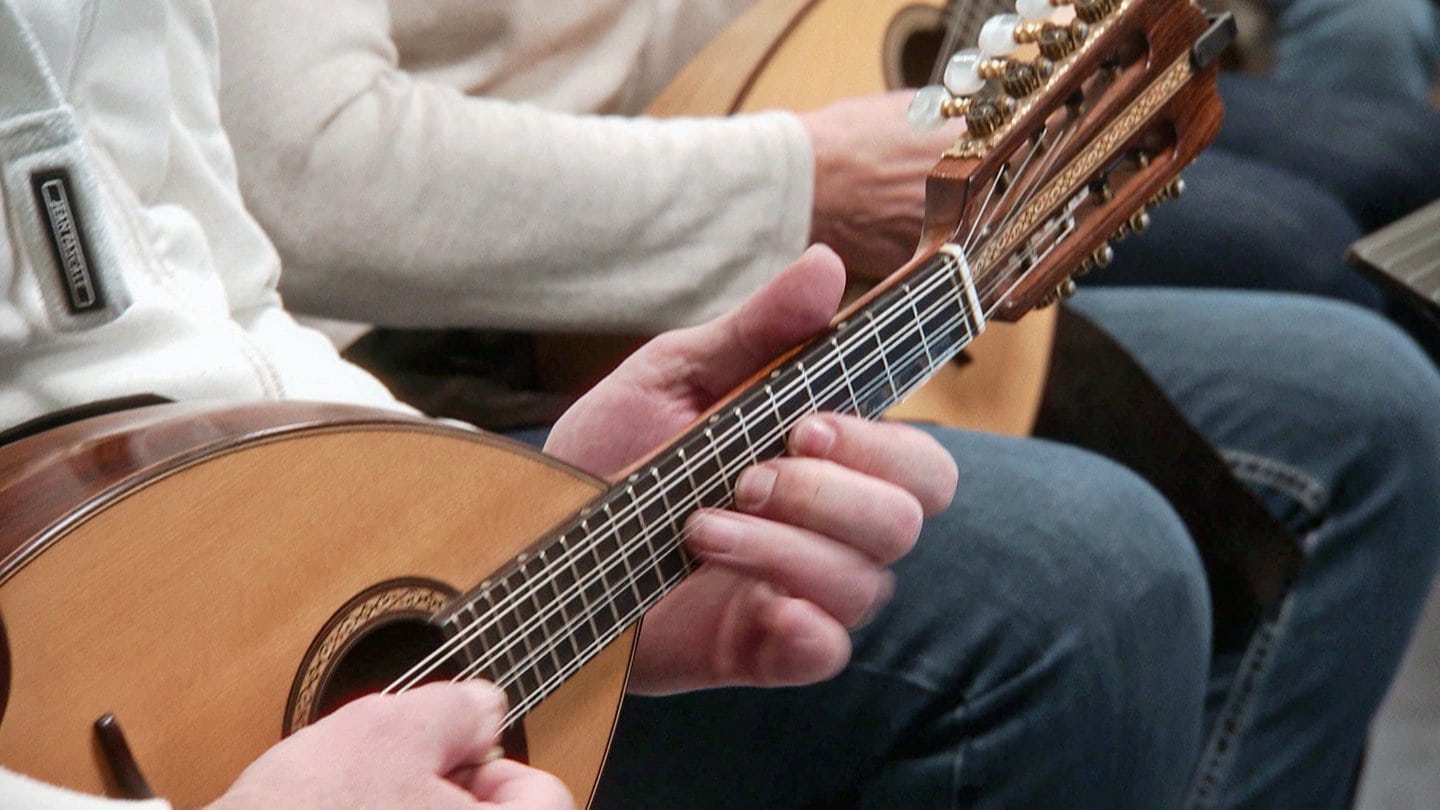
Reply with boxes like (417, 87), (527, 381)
(401, 251), (984, 698)
(603, 499), (647, 616)
(474, 291), (979, 698)
(409, 213), (1101, 700)
(437, 188), (1088, 694)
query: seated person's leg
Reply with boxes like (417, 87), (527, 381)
(1261, 0), (1440, 103)
(1088, 148), (1379, 310)
(1073, 288), (1440, 808)
(1213, 73), (1440, 232)
(594, 430), (1210, 809)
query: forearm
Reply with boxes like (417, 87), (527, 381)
(215, 0), (813, 332)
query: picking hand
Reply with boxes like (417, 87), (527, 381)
(206, 682), (573, 809)
(544, 246), (957, 695)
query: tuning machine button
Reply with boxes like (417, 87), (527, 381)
(979, 14), (1025, 57)
(907, 85), (974, 131)
(1128, 211), (1152, 234)
(943, 49), (987, 96)
(1017, 0), (1067, 19)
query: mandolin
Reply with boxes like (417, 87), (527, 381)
(539, 0), (1060, 437)
(0, 0), (1232, 804)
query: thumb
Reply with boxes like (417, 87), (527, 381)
(386, 681), (508, 774)
(686, 245), (848, 393)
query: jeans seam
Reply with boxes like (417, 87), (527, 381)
(1222, 449), (1327, 517)
(1183, 589), (1301, 810)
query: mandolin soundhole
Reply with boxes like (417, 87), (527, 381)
(286, 578), (529, 761)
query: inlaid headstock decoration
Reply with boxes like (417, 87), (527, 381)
(896, 0), (1234, 320)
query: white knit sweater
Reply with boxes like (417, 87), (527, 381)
(213, 0), (816, 333)
(0, 0), (404, 435)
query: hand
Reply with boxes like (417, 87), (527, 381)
(800, 91), (964, 281)
(206, 682), (573, 809)
(544, 246), (958, 695)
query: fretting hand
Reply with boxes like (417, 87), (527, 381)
(544, 246), (958, 695)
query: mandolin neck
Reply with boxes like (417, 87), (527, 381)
(426, 247), (984, 725)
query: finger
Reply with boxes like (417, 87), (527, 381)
(789, 414), (958, 514)
(638, 245), (847, 398)
(340, 681), (507, 775)
(732, 457), (922, 565)
(752, 592), (853, 685)
(685, 510), (895, 627)
(452, 758), (576, 809)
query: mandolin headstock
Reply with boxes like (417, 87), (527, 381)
(902, 0), (1234, 321)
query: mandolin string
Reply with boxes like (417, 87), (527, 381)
(395, 151), (1073, 704)
(388, 243), (989, 694)
(390, 52), (1100, 697)
(929, 0), (973, 87)
(392, 135), (1075, 700)
(489, 231), (1074, 726)
(422, 13), (1099, 692)
(468, 184), (1082, 708)
(469, 41), (1145, 716)
(408, 207), (1071, 704)
(384, 251), (981, 695)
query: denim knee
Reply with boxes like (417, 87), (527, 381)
(897, 429), (1211, 806)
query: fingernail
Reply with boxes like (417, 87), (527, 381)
(791, 417), (837, 458)
(735, 466), (778, 511)
(467, 680), (509, 719)
(686, 511), (743, 556)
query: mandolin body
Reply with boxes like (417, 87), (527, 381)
(0, 402), (632, 807)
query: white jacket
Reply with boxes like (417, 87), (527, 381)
(0, 0), (402, 434)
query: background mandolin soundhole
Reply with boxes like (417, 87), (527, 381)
(286, 578), (529, 762)
(883, 1), (1014, 90)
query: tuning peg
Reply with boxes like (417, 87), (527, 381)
(966, 96), (1017, 138)
(907, 85), (973, 131)
(1001, 61), (1046, 98)
(1056, 278), (1079, 300)
(1128, 211), (1152, 234)
(1088, 175), (1113, 201)
(1090, 243), (1115, 268)
(1073, 0), (1121, 23)
(1037, 21), (1088, 59)
(1164, 177), (1186, 199)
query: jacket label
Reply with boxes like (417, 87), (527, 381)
(30, 168), (104, 313)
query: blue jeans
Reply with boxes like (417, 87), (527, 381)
(584, 289), (1440, 808)
(1091, 74), (1440, 310)
(1262, 0), (1440, 102)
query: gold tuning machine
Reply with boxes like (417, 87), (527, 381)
(1074, 0), (1122, 24)
(966, 96), (1018, 138)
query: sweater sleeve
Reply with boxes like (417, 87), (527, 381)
(213, 0), (814, 333)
